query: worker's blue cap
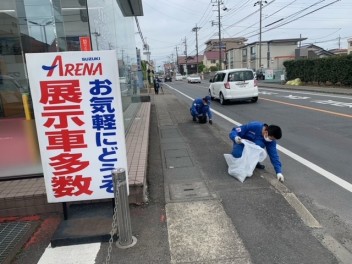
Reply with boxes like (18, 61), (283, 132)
(203, 96), (211, 103)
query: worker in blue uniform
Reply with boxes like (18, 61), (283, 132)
(229, 121), (284, 182)
(190, 96), (213, 124)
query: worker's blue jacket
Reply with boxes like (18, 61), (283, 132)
(229, 121), (282, 174)
(190, 98), (212, 119)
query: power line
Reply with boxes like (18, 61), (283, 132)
(250, 0), (342, 39)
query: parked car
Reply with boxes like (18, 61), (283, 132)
(119, 76), (127, 83)
(175, 73), (183, 81)
(164, 75), (172, 82)
(208, 68), (258, 105)
(187, 74), (201, 83)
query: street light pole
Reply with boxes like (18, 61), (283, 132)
(92, 31), (101, 50)
(25, 19), (52, 51)
(42, 25), (48, 48)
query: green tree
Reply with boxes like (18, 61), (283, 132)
(210, 65), (218, 72)
(198, 62), (205, 73)
(141, 60), (147, 80)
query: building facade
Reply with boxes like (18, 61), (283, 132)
(204, 37), (246, 70)
(177, 55), (203, 75)
(348, 38), (352, 55)
(0, 0), (142, 179)
(226, 38), (306, 71)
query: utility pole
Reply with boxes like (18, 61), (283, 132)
(183, 37), (188, 75)
(175, 46), (179, 73)
(217, 0), (222, 70)
(212, 0), (227, 70)
(192, 25), (201, 74)
(254, 1), (267, 71)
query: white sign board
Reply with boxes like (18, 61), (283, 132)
(25, 51), (128, 203)
(265, 69), (274, 80)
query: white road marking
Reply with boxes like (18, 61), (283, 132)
(282, 95), (310, 100)
(259, 91), (278, 95)
(167, 85), (352, 193)
(38, 242), (100, 264)
(312, 99), (352, 108)
(259, 87), (352, 100)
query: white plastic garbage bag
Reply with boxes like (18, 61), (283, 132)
(224, 140), (267, 183)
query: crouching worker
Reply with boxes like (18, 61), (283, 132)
(190, 96), (213, 124)
(229, 121), (284, 182)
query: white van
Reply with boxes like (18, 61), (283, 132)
(175, 73), (183, 81)
(209, 68), (258, 105)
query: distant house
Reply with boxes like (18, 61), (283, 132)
(163, 62), (176, 76)
(203, 51), (225, 70)
(177, 55), (203, 75)
(204, 37), (246, 70)
(347, 38), (352, 55)
(204, 37), (246, 51)
(328, 48), (348, 56)
(295, 44), (334, 59)
(232, 38), (307, 71)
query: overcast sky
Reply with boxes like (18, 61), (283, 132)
(136, 0), (352, 67)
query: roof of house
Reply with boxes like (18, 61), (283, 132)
(178, 55), (204, 64)
(298, 44), (323, 49)
(205, 37), (247, 45)
(297, 44), (335, 56)
(328, 48), (347, 54)
(244, 38), (307, 47)
(203, 51), (225, 60)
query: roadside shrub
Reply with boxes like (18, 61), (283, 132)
(283, 55), (352, 87)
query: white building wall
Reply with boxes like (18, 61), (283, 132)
(348, 38), (352, 55)
(266, 43), (297, 70)
(241, 42), (299, 71)
(226, 49), (245, 69)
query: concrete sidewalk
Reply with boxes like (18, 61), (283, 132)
(8, 84), (350, 264)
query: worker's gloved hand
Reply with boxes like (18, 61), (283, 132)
(234, 136), (242, 144)
(277, 173), (284, 182)
(209, 119), (213, 125)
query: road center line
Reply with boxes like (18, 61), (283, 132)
(260, 98), (352, 118)
(167, 85), (352, 193)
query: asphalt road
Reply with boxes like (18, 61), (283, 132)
(164, 79), (352, 255)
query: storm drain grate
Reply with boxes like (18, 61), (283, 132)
(0, 222), (33, 264)
(169, 181), (211, 201)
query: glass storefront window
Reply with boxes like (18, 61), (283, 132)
(1, 0), (141, 179)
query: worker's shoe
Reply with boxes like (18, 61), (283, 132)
(192, 116), (197, 122)
(256, 163), (265, 169)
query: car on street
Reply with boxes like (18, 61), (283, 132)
(175, 73), (183, 81)
(119, 76), (126, 83)
(164, 75), (172, 82)
(187, 74), (201, 83)
(208, 68), (258, 105)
